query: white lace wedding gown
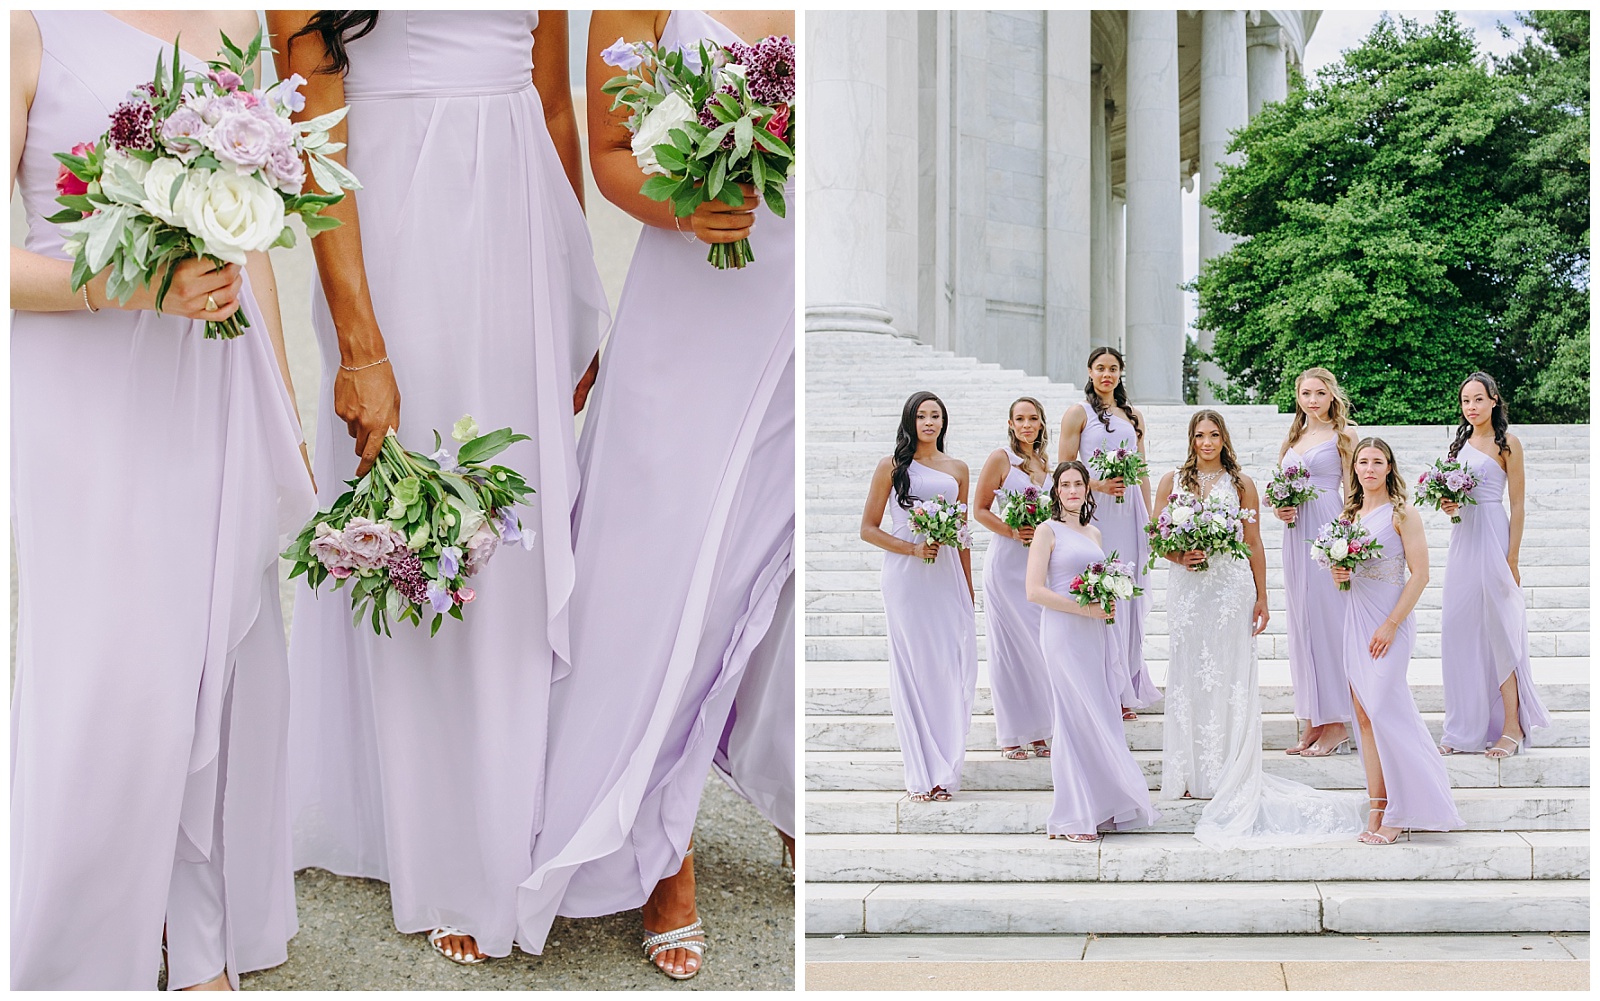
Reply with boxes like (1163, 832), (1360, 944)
(1159, 472), (1365, 847)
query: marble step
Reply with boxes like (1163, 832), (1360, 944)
(805, 711), (1591, 753)
(805, 879), (1591, 936)
(802, 661), (1593, 715)
(805, 788), (1592, 835)
(805, 831), (1589, 883)
(804, 747), (1592, 793)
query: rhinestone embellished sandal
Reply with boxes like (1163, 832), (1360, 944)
(642, 918), (706, 981)
(428, 926), (486, 965)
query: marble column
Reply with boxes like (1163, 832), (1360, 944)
(916, 11), (953, 351)
(1044, 11), (1091, 384)
(1122, 10), (1183, 404)
(884, 11), (920, 339)
(1089, 67), (1113, 351)
(1247, 25), (1288, 119)
(1111, 195), (1126, 353)
(1197, 9), (1249, 403)
(805, 11), (896, 336)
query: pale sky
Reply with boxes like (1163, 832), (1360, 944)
(1183, 9), (1533, 337)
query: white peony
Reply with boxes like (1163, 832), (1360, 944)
(1109, 575), (1134, 599)
(179, 169), (284, 264)
(140, 157), (190, 226)
(1329, 538), (1350, 561)
(631, 91), (696, 176)
(1169, 505), (1194, 526)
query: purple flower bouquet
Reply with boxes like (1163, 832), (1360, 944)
(1264, 462), (1322, 526)
(48, 30), (358, 339)
(998, 485), (1052, 545)
(283, 416), (536, 636)
(600, 33), (795, 269)
(909, 494), (973, 564)
(1084, 441), (1149, 503)
(1310, 517), (1384, 591)
(1416, 458), (1479, 524)
(1144, 491), (1256, 572)
(1066, 551), (1142, 625)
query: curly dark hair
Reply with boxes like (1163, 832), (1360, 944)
(291, 11), (381, 76)
(1049, 461), (1096, 527)
(892, 391), (947, 511)
(1446, 372), (1511, 460)
(1085, 346), (1144, 442)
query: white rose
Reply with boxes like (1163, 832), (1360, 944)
(1170, 505), (1194, 526)
(180, 169), (284, 264)
(1110, 576), (1133, 599)
(454, 505), (487, 546)
(1329, 538), (1350, 561)
(631, 91), (696, 176)
(140, 157), (190, 226)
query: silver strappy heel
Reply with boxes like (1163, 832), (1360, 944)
(642, 919), (706, 980)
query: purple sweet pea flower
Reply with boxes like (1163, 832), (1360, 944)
(266, 73), (308, 113)
(439, 546), (463, 578)
(601, 36), (645, 70)
(425, 578), (453, 614)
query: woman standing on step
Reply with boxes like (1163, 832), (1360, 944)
(1436, 373), (1551, 757)
(861, 391), (979, 803)
(1332, 439), (1463, 844)
(1275, 368), (1359, 757)
(973, 398), (1055, 760)
(1027, 462), (1161, 842)
(1059, 347), (1159, 718)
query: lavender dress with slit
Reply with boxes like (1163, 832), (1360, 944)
(516, 8), (795, 950)
(1345, 506), (1464, 832)
(1438, 443), (1552, 751)
(982, 451), (1054, 748)
(286, 11), (607, 959)
(11, 12), (314, 988)
(1281, 439), (1353, 727)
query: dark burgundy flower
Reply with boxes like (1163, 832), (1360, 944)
(386, 548), (429, 606)
(108, 98), (155, 150)
(744, 35), (795, 106)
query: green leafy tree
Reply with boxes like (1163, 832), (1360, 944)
(1193, 11), (1589, 424)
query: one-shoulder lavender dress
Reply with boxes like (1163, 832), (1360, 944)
(1038, 525), (1160, 835)
(881, 461), (980, 795)
(981, 451), (1054, 749)
(1345, 506), (1464, 832)
(11, 12), (314, 988)
(1438, 443), (1552, 751)
(517, 9), (795, 951)
(285, 11), (607, 959)
(1280, 439), (1353, 728)
(1074, 401), (1159, 708)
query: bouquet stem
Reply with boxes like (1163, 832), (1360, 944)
(204, 312), (250, 340)
(708, 237), (755, 270)
(1115, 494), (1125, 504)
(1449, 514), (1462, 525)
(1194, 557), (1210, 573)
(1337, 579), (1352, 592)
(922, 556), (936, 565)
(1104, 614), (1115, 626)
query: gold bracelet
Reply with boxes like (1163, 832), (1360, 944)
(82, 285), (99, 313)
(339, 356), (390, 373)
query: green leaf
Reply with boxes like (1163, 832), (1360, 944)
(762, 182), (787, 218)
(300, 211), (342, 234)
(652, 143), (688, 173)
(707, 153), (727, 199)
(640, 174), (679, 201)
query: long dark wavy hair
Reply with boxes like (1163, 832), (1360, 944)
(1085, 346), (1144, 442)
(1343, 437), (1411, 526)
(1178, 409), (1245, 498)
(1049, 461), (1096, 527)
(1007, 396), (1050, 472)
(1447, 371), (1511, 460)
(291, 11), (381, 76)
(892, 391), (948, 510)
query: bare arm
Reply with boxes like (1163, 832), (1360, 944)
(533, 12), (583, 207)
(1504, 434), (1525, 582)
(1057, 404), (1084, 464)
(1025, 522), (1111, 618)
(1132, 406), (1152, 511)
(861, 457), (923, 558)
(269, 9), (399, 476)
(973, 450), (1018, 540)
(955, 461), (974, 598)
(1239, 475), (1270, 636)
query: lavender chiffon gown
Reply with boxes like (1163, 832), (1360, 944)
(1075, 401), (1159, 708)
(1438, 443), (1552, 751)
(286, 12), (606, 958)
(1038, 525), (1160, 834)
(982, 451), (1053, 748)
(10, 12), (314, 988)
(882, 461), (980, 795)
(1346, 506), (1464, 831)
(517, 9), (795, 950)
(1281, 440), (1353, 727)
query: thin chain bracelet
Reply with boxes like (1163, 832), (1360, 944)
(339, 356), (390, 372)
(673, 214), (698, 244)
(82, 285), (99, 313)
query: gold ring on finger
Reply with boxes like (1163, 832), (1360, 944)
(205, 294), (218, 311)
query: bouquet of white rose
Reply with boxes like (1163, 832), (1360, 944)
(1066, 551), (1142, 625)
(1310, 517), (1383, 592)
(1084, 442), (1149, 504)
(908, 494), (973, 565)
(1145, 490), (1256, 572)
(998, 484), (1051, 544)
(1415, 458), (1479, 525)
(1264, 462), (1322, 526)
(49, 30), (357, 339)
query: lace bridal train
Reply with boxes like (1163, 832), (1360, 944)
(1158, 475), (1365, 847)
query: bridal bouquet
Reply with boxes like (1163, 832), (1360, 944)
(998, 485), (1052, 544)
(600, 32), (795, 269)
(1084, 442), (1149, 504)
(908, 495), (973, 565)
(1415, 458), (1479, 524)
(49, 30), (357, 339)
(1067, 551), (1142, 625)
(1310, 517), (1383, 592)
(284, 416), (537, 636)
(1145, 490), (1255, 572)
(1264, 462), (1322, 527)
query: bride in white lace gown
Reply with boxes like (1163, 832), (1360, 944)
(1156, 411), (1364, 847)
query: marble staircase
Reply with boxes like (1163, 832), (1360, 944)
(803, 330), (1591, 937)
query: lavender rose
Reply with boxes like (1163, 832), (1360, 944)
(309, 522), (358, 571)
(342, 517), (403, 569)
(265, 145), (306, 194)
(160, 106), (210, 160)
(206, 111), (279, 172)
(464, 525), (499, 576)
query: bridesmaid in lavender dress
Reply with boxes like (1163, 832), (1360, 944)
(1437, 373), (1551, 756)
(1332, 439), (1464, 844)
(862, 392), (980, 802)
(517, 10), (794, 980)
(972, 398), (1055, 760)
(1059, 347), (1159, 716)
(1273, 368), (1358, 757)
(10, 10), (314, 988)
(1026, 462), (1160, 842)
(272, 11), (606, 965)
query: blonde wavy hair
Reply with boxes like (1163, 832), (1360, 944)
(1282, 367), (1355, 480)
